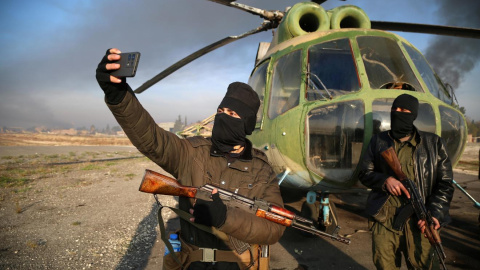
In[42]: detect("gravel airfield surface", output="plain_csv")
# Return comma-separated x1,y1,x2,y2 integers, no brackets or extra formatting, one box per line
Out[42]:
0,144,479,269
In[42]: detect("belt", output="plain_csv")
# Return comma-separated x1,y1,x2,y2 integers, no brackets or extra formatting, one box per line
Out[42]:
189,248,240,263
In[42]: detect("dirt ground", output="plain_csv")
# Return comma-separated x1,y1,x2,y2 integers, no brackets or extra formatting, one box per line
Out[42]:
0,142,479,270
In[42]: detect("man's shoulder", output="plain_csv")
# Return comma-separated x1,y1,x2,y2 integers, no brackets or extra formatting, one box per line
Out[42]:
416,129,441,142
370,131,391,144
186,136,212,148
251,148,271,165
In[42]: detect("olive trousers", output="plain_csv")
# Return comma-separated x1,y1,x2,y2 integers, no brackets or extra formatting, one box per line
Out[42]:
371,219,440,270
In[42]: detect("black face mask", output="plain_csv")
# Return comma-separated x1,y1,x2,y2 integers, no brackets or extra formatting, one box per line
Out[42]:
211,113,246,153
390,111,416,140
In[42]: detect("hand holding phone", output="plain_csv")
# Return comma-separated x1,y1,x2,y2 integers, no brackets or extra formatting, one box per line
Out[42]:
110,52,141,77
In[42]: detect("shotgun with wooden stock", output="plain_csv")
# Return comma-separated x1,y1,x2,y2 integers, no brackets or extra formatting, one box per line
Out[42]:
138,169,351,245
381,147,447,270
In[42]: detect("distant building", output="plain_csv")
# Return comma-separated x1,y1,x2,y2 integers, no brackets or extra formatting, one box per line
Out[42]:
49,128,77,135
2,127,25,133
157,122,175,132
77,130,90,136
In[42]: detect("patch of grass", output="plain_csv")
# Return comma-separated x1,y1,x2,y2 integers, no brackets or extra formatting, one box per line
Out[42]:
81,164,103,171
125,173,135,180
0,175,31,188
72,221,81,226
14,186,32,193
45,154,59,159
1,156,26,165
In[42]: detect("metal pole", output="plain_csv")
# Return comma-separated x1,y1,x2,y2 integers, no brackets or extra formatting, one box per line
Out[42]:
452,180,480,209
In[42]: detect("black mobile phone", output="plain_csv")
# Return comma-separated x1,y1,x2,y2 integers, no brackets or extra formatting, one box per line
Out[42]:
111,52,141,77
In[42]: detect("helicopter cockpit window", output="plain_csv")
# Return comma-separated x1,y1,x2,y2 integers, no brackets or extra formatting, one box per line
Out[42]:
307,38,360,100
372,99,436,135
306,100,364,183
403,44,454,105
440,106,466,164
357,36,423,92
248,60,269,126
268,50,302,119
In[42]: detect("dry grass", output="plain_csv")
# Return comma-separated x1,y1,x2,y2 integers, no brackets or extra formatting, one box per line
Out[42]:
0,133,132,146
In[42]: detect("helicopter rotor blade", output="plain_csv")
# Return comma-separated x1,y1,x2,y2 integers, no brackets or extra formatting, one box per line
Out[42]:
371,21,480,39
134,22,274,94
207,0,284,22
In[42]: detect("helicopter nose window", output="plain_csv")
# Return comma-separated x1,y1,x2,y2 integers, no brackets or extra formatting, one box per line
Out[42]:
268,50,302,119
372,99,436,135
306,100,364,182
248,60,269,127
403,44,454,105
307,38,360,100
357,36,423,92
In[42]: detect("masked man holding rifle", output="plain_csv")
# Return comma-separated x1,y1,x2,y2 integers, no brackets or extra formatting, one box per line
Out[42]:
96,48,285,269
359,94,454,270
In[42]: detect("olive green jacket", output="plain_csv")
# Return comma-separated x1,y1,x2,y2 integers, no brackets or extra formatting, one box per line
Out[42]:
107,91,285,249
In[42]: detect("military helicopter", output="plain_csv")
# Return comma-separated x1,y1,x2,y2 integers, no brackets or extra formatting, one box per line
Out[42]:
133,0,480,232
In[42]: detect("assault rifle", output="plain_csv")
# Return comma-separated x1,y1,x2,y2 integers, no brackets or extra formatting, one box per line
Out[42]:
381,147,447,270
138,169,351,245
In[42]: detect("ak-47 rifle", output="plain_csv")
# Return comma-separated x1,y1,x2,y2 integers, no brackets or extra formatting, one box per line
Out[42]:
139,169,351,245
381,147,447,270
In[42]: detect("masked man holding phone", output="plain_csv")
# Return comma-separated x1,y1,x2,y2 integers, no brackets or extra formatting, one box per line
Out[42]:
96,48,285,270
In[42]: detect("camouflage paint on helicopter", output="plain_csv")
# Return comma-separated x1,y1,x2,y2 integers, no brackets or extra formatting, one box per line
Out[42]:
246,2,467,193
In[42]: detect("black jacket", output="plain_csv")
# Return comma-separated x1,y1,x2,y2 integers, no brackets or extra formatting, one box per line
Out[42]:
359,129,454,226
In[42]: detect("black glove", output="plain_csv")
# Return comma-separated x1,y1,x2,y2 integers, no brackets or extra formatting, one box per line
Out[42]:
95,49,130,105
193,193,227,228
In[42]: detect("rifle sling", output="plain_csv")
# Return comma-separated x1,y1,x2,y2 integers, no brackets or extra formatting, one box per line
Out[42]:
393,203,415,231
157,205,183,268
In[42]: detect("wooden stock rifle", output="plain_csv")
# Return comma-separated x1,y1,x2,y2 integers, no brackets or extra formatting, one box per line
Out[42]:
381,147,447,270
138,169,351,245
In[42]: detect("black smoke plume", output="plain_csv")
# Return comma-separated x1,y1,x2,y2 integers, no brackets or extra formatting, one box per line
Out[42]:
424,0,480,89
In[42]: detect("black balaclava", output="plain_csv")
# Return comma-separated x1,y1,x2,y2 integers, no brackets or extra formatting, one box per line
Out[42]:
390,94,419,140
211,82,260,153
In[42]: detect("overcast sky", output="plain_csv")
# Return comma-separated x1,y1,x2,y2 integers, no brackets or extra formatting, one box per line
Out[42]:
1,0,479,129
